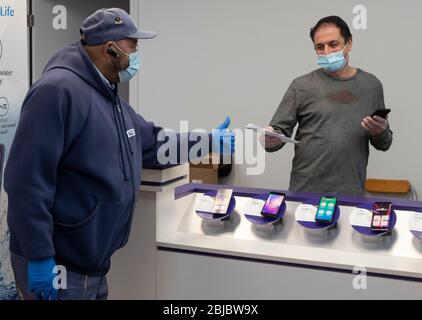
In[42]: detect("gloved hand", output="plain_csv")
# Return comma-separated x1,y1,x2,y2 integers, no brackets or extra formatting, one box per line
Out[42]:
212,116,235,155
28,257,58,300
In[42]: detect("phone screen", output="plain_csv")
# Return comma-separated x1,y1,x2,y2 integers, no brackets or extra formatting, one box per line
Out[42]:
315,196,337,223
371,202,392,231
261,193,285,216
211,189,233,214
372,109,391,119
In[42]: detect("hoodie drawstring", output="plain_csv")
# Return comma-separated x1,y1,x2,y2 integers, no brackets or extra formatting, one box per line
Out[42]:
112,101,129,181
117,96,134,156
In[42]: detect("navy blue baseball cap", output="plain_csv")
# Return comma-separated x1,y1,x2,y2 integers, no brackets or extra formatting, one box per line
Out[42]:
81,8,157,46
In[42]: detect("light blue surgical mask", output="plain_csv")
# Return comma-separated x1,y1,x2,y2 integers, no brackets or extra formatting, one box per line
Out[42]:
317,47,348,72
112,42,141,82
118,52,141,82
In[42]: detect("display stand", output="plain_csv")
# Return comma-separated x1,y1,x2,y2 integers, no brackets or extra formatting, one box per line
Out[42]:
244,193,286,230
295,198,340,231
350,202,397,237
196,190,236,225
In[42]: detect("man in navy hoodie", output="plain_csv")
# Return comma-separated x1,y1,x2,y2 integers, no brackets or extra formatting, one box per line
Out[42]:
4,8,234,300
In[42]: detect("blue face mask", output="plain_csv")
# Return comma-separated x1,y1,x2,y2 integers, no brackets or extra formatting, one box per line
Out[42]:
118,52,141,82
112,42,141,82
317,47,348,72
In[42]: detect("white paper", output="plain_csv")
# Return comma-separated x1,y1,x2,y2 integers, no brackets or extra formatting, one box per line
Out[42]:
349,208,372,227
409,212,422,232
243,198,265,217
295,204,317,222
246,123,300,144
195,195,215,213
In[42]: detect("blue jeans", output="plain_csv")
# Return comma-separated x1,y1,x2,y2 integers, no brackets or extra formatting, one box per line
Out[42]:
10,252,108,300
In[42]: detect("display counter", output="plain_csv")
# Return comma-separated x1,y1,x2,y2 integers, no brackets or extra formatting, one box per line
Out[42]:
108,165,422,300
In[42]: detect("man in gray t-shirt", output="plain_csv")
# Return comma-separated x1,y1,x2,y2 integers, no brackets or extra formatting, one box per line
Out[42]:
264,16,393,197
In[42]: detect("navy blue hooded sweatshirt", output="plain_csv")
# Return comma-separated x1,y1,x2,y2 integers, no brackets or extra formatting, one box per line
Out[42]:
5,41,209,275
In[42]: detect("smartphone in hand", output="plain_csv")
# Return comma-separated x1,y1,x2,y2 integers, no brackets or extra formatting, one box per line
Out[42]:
371,108,391,119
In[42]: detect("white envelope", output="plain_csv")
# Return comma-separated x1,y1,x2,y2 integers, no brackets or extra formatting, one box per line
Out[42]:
409,212,422,232
295,204,317,222
246,123,299,144
349,208,372,227
243,198,265,217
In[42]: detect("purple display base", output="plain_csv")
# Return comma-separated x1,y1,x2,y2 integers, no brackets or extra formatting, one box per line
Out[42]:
244,194,286,225
410,209,422,240
176,183,422,212
196,191,236,221
296,198,340,230
351,202,397,237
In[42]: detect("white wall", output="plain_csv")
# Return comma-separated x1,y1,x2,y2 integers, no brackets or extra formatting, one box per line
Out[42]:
31,0,130,99
134,0,422,197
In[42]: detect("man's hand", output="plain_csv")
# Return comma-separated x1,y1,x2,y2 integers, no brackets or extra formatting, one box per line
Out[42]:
28,257,58,300
259,126,283,149
361,115,388,137
212,116,235,155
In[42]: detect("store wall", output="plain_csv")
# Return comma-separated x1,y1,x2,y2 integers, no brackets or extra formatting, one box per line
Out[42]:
135,0,422,198
31,0,130,99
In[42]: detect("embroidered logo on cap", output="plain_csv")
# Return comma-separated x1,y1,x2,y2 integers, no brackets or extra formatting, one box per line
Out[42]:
114,17,123,25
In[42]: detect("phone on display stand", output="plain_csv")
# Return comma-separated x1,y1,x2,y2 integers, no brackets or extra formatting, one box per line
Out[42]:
261,192,285,218
211,189,233,215
371,108,391,119
315,196,337,224
371,202,392,231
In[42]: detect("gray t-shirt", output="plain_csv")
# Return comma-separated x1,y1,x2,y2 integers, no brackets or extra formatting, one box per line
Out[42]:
269,68,393,197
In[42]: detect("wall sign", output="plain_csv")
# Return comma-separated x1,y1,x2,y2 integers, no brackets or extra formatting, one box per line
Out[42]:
0,0,30,300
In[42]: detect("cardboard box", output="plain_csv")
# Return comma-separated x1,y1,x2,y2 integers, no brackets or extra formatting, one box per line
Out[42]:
189,153,231,185
190,167,219,184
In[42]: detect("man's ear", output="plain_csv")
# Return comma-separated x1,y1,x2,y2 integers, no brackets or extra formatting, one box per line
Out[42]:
347,38,353,51
105,43,119,58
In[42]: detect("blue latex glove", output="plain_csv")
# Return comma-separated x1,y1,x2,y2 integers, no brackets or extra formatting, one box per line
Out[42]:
212,116,235,155
28,257,58,300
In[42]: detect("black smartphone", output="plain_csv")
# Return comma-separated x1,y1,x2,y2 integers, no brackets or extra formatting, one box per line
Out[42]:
261,192,285,218
371,202,392,231
371,108,391,119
